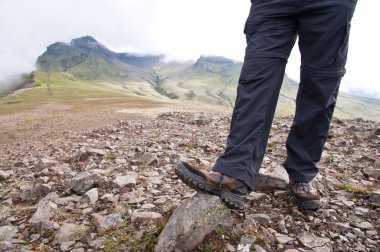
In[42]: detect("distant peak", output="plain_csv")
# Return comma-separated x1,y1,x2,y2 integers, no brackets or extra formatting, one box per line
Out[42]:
71,35,98,44
195,55,238,65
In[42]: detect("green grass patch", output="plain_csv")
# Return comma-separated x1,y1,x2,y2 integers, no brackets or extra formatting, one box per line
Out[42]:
102,215,168,252
337,183,370,195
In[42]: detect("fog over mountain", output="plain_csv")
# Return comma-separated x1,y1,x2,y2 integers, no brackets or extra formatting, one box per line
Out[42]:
0,0,379,98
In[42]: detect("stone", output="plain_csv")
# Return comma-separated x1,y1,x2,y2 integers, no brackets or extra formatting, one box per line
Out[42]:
115,158,127,164
29,201,58,230
34,158,58,172
275,233,294,244
313,244,332,252
93,213,123,232
0,170,12,181
20,184,51,201
101,193,119,203
53,223,88,245
155,192,233,252
0,241,13,251
70,171,98,195
80,188,98,204
132,152,158,165
71,249,85,252
368,190,380,205
297,232,330,248
246,192,270,201
250,214,271,226
70,151,89,163
128,197,147,204
131,212,163,223
154,197,167,204
326,222,351,234
60,241,75,251
254,166,289,192
113,174,137,188
86,148,105,156
237,235,256,252
0,225,18,240
253,245,267,252
242,216,258,231
363,167,380,180
225,243,235,252
353,221,373,230
141,203,156,209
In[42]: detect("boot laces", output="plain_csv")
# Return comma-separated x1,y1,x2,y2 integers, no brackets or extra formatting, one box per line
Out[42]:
294,182,311,192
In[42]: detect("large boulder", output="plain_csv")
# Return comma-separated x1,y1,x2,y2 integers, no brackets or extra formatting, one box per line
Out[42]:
70,171,99,195
155,192,233,252
254,166,289,192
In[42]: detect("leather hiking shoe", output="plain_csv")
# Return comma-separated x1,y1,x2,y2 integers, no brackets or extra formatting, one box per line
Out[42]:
289,180,321,210
175,161,248,210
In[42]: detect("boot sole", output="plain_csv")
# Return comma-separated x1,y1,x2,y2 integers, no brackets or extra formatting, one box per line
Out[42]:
175,161,245,210
291,196,321,210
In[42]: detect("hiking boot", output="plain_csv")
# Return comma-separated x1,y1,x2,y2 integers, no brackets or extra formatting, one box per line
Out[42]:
289,180,321,210
175,161,249,210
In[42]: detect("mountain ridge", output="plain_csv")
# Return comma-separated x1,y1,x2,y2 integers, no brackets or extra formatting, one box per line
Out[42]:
2,35,380,121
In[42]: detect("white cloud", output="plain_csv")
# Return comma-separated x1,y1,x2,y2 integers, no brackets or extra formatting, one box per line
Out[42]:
0,0,378,98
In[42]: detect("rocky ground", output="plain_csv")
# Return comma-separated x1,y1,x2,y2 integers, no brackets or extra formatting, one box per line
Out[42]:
0,112,379,251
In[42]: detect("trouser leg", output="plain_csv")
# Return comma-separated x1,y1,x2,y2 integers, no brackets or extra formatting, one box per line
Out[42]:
213,0,297,189
284,0,357,182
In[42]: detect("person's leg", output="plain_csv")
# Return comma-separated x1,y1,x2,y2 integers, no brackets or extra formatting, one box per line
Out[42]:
284,0,357,182
213,0,298,189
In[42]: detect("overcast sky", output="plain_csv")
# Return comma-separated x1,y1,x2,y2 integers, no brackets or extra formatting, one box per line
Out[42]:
0,0,379,98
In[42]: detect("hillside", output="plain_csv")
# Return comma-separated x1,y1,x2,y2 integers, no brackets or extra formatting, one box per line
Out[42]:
2,35,379,120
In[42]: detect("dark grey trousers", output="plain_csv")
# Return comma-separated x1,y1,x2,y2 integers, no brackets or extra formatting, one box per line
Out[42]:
213,0,357,189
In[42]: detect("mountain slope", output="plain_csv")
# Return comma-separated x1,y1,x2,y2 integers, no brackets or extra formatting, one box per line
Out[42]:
6,36,376,121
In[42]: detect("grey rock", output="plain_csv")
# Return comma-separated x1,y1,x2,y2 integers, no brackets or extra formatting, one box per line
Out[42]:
369,190,380,205
101,193,119,203
70,171,98,195
253,244,267,252
29,201,58,230
0,241,13,251
141,203,156,209
34,158,58,172
71,249,85,252
93,213,123,232
246,192,270,201
70,151,89,163
20,184,51,201
275,233,294,244
86,148,106,156
131,211,163,223
53,223,88,245
0,170,12,181
254,166,289,192
132,152,158,165
312,244,332,252
113,174,137,188
155,192,233,252
326,222,351,234
225,243,235,252
250,214,272,226
0,225,18,240
60,241,75,251
363,167,380,180
0,206,11,222
297,232,330,248
80,188,98,204
242,216,258,231
237,235,256,252
353,221,373,230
